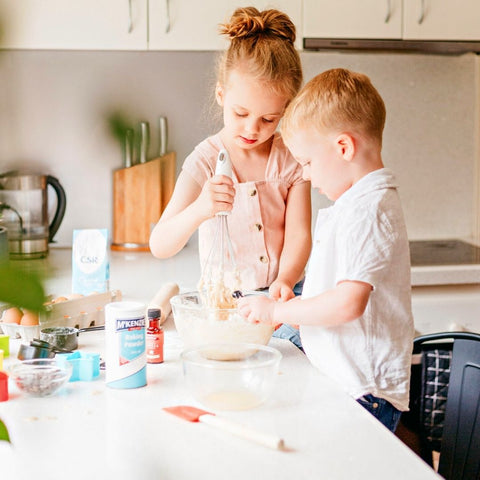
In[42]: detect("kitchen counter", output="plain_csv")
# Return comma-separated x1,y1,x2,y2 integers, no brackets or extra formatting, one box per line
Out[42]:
14,243,479,301
1,329,440,480
10,243,480,336
15,243,202,304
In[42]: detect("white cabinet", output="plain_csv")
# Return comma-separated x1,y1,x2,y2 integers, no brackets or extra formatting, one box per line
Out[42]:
304,0,480,42
0,0,147,50
403,0,480,41
0,0,301,51
148,0,303,50
303,0,402,40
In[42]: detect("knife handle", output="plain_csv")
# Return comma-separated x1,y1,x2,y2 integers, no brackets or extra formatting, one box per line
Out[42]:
139,121,150,164
199,414,285,450
158,116,168,157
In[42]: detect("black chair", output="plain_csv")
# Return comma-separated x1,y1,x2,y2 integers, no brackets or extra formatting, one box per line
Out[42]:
400,331,480,480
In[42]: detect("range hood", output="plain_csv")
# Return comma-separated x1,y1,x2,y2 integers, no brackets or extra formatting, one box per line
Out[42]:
303,38,480,54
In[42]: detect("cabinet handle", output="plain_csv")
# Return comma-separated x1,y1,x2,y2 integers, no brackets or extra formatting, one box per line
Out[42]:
165,0,171,33
384,0,391,23
128,0,133,33
418,0,425,24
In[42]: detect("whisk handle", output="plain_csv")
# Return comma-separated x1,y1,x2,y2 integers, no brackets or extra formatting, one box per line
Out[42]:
215,149,232,216
215,149,232,178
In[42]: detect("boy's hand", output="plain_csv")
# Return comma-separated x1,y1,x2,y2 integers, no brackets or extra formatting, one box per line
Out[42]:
238,295,276,325
195,175,235,219
269,280,295,302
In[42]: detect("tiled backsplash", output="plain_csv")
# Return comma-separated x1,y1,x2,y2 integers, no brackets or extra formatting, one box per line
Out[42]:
0,50,478,245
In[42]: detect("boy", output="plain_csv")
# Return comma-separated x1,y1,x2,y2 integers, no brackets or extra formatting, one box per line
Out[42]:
238,68,414,432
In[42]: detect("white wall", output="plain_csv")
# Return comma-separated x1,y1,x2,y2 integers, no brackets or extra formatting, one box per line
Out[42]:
0,49,477,245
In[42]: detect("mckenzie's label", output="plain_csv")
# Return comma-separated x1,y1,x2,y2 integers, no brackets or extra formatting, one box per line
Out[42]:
105,302,147,389
116,317,146,365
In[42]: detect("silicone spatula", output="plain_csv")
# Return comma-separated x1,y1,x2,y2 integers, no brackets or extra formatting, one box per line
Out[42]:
163,405,285,450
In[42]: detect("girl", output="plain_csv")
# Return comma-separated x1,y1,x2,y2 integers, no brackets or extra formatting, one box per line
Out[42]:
149,7,311,345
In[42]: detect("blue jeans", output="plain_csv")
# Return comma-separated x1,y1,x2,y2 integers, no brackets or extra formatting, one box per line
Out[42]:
356,394,402,433
271,279,304,351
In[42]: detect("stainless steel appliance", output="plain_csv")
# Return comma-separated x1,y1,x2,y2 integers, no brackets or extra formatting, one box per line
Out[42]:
410,239,480,266
0,172,66,259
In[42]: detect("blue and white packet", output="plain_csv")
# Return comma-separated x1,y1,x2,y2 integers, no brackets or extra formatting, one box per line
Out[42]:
72,228,110,295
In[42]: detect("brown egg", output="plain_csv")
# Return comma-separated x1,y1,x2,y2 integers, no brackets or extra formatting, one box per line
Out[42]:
2,307,23,324
53,296,68,303
20,310,39,326
66,293,84,300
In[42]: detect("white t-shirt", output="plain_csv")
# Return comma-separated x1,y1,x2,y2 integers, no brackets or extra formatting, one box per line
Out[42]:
301,168,414,411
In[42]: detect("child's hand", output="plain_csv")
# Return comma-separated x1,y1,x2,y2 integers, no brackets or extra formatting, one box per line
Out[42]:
238,295,276,325
269,280,295,302
195,175,235,219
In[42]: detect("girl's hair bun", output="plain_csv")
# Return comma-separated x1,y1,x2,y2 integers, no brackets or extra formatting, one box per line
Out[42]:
220,6,296,44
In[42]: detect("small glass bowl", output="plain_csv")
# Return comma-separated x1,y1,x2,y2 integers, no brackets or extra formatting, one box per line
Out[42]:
9,358,73,397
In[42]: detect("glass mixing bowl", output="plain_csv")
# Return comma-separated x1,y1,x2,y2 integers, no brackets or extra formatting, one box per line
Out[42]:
181,343,282,411
170,291,275,351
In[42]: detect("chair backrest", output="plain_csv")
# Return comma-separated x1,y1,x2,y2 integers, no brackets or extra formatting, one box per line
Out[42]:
413,332,480,480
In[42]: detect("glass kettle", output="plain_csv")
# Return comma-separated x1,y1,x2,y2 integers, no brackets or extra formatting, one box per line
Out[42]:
0,172,66,259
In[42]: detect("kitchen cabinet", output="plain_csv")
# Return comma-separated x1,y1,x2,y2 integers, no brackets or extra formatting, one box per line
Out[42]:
304,0,480,41
0,0,301,51
148,0,302,50
0,0,147,50
303,0,402,40
403,0,480,41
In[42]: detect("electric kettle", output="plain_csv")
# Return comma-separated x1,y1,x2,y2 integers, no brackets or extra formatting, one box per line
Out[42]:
0,172,66,259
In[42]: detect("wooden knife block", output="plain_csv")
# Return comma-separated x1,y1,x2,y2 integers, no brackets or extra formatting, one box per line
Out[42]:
112,152,176,251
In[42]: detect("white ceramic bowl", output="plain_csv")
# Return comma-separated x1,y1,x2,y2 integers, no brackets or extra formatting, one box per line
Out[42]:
170,291,274,350
9,358,73,397
181,343,282,411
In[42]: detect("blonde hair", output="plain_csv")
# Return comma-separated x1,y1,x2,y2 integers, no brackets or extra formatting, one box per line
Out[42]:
282,68,386,145
217,7,302,102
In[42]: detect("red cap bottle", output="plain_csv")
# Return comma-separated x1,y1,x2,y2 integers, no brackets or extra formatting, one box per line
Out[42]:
146,308,164,364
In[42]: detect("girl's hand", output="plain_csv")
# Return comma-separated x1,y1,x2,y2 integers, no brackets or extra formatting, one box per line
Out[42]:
269,280,295,302
195,175,235,220
238,295,276,325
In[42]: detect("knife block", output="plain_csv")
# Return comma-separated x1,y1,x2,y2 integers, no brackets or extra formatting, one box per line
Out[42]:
112,152,176,251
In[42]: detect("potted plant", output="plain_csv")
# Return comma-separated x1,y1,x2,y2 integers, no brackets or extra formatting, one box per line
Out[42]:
0,261,46,442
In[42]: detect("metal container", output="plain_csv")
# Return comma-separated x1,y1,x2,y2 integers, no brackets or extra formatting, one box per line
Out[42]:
0,172,66,259
40,325,105,351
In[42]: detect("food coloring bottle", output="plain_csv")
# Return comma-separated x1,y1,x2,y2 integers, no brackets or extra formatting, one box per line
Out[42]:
146,308,164,364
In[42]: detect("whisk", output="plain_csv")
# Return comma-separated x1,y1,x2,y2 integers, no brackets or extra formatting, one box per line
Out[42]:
199,149,241,308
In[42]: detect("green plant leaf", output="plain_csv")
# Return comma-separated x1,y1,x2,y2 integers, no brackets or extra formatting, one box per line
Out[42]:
106,111,133,145
0,262,45,312
0,419,11,443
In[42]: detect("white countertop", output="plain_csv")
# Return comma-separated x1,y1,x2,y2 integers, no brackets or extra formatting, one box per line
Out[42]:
15,243,480,300
18,243,202,304
411,263,480,286
1,328,440,480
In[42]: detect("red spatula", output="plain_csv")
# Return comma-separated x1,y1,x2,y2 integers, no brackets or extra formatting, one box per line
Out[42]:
163,405,285,450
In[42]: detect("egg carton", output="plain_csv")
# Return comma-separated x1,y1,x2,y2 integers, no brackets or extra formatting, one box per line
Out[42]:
40,290,122,329
0,290,122,342
0,323,41,343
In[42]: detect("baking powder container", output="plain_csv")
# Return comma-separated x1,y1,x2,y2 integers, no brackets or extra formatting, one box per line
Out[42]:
104,301,146,388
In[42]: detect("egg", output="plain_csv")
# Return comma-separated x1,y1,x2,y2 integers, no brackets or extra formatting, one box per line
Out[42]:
2,307,23,324
20,310,39,326
66,293,84,300
53,296,68,303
